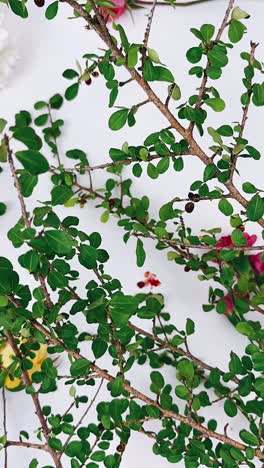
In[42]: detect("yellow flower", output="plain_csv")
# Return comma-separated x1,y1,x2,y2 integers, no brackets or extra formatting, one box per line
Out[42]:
0,341,48,390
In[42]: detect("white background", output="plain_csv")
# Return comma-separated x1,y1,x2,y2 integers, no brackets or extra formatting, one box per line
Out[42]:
1,0,264,466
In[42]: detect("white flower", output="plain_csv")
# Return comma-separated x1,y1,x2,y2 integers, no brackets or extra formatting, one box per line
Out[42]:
0,9,17,89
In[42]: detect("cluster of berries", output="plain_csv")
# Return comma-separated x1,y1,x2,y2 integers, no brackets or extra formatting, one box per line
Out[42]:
85,71,99,86
137,271,161,289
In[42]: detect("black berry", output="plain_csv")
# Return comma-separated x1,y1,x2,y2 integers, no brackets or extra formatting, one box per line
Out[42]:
34,0,45,6
185,202,195,213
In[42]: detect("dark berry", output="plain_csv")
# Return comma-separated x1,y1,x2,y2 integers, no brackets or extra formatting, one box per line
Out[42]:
185,202,195,213
92,71,99,78
137,281,145,289
109,198,115,208
34,0,45,6
116,443,125,453
188,192,195,200
85,78,92,86
184,266,191,272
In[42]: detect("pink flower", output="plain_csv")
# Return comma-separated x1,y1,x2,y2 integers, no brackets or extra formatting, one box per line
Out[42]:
137,272,161,289
216,233,257,249
249,253,264,275
223,294,234,315
100,0,126,22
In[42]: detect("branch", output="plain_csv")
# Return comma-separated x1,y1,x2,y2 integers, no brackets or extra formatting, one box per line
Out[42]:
188,0,235,132
133,231,264,252
20,321,264,459
63,0,264,229
142,0,158,65
135,0,214,6
5,135,31,228
60,379,104,458
5,295,263,459
128,321,239,384
4,331,63,468
229,41,258,181
57,151,192,173
2,388,7,468
5,440,48,451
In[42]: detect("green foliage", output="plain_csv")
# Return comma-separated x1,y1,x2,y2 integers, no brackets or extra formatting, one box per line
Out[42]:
0,2,264,468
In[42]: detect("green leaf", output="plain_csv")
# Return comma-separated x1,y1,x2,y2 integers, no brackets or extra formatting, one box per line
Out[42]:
78,245,97,269
168,83,181,101
92,338,108,359
232,6,250,20
108,109,129,131
45,230,74,255
173,157,184,172
231,229,246,247
200,24,215,42
228,20,245,43
19,250,39,272
16,150,49,175
51,186,73,206
246,145,261,160
109,294,138,327
45,1,59,19
178,359,194,379
218,198,233,216
242,182,257,194
207,67,222,80
0,141,7,163
0,119,7,133
208,46,228,68
49,94,63,109
0,296,8,307
155,66,174,83
217,125,233,137
127,44,139,68
224,399,237,417
63,69,79,80
239,430,259,446
175,385,189,400
246,195,264,221
49,438,63,452
9,0,28,18
19,173,38,198
236,322,255,338
186,47,202,64
0,203,6,216
204,98,225,112
186,318,195,335
70,358,90,377
252,83,264,107
65,83,79,101
143,59,156,81
0,269,19,295
150,371,164,389
147,48,161,64
204,164,217,181
13,127,42,150
136,239,145,267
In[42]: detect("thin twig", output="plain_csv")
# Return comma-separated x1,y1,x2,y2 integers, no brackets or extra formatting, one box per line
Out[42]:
60,379,104,458
4,331,62,468
2,388,7,468
229,42,258,181
136,0,213,5
188,0,235,132
5,135,31,228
